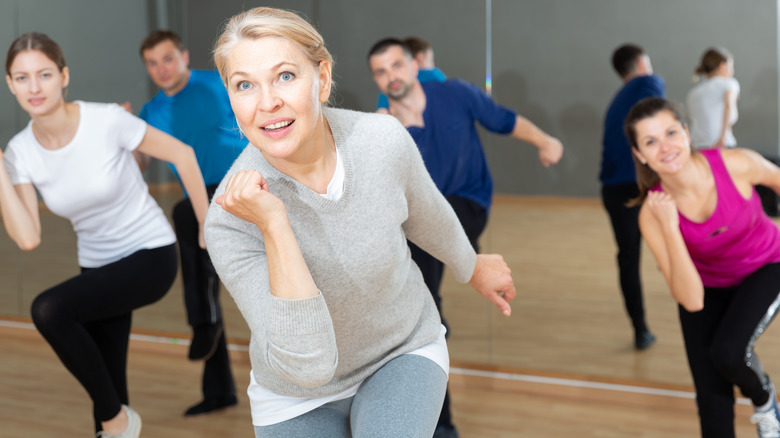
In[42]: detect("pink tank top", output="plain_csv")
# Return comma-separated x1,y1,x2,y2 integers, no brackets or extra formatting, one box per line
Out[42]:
653,148,780,288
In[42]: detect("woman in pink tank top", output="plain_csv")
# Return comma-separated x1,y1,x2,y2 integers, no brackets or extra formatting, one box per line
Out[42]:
625,97,780,438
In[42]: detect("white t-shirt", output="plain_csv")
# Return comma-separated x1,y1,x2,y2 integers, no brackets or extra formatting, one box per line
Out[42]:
4,101,176,267
686,76,740,149
319,146,344,201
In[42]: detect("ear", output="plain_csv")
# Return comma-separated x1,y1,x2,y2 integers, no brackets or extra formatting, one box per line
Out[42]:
182,49,191,67
409,56,420,77
414,52,426,67
5,75,15,96
61,66,70,89
632,147,647,165
318,60,333,103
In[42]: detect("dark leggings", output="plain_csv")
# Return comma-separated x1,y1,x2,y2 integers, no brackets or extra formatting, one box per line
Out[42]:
601,183,648,333
172,185,236,400
30,244,177,431
679,262,780,438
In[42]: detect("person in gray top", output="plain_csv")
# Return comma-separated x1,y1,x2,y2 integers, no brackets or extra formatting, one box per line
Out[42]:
204,7,516,437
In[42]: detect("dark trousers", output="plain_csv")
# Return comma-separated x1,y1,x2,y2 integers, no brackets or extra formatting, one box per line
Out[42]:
601,183,648,333
408,195,488,429
172,185,235,400
30,244,177,432
679,263,780,438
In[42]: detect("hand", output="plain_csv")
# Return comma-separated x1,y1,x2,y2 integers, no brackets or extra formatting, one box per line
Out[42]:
646,191,679,230
538,136,563,167
215,170,288,232
469,254,516,317
119,101,133,113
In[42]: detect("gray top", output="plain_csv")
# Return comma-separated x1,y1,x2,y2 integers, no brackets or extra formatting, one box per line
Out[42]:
204,107,476,398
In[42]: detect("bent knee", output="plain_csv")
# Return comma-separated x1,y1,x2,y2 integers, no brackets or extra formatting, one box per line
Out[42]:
30,292,69,332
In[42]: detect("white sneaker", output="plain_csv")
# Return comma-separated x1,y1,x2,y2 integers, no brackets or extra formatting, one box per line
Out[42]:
753,386,780,438
96,405,142,438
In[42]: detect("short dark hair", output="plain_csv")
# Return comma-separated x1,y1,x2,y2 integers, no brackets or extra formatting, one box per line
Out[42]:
367,37,411,62
140,30,184,57
403,36,432,58
611,44,645,78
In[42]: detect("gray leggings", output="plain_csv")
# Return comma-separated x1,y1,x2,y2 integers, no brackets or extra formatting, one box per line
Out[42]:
254,354,448,437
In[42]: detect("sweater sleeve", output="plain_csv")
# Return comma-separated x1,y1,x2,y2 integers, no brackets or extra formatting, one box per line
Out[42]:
393,122,477,283
204,169,338,389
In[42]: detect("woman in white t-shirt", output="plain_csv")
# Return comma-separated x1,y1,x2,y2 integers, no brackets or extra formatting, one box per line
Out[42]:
686,47,740,149
2,32,209,438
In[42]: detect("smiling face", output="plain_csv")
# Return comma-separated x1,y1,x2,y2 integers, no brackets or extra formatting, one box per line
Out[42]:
142,40,190,96
632,109,692,175
225,36,331,161
369,44,418,100
6,49,69,117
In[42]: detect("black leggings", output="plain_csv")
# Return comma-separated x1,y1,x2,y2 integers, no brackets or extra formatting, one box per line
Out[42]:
30,244,177,430
601,183,648,333
679,262,780,438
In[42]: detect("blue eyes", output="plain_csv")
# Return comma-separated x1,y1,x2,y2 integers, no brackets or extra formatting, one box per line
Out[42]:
235,72,294,91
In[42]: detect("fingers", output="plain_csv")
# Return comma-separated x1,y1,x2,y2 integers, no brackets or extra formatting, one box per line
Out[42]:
488,293,512,317
471,254,516,317
220,170,267,209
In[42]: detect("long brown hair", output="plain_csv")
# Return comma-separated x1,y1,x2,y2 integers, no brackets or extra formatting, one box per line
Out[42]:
624,97,687,206
6,32,67,76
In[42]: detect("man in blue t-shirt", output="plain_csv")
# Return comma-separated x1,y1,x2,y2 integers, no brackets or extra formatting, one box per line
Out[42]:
600,44,665,351
375,36,447,112
138,30,244,416
368,38,563,438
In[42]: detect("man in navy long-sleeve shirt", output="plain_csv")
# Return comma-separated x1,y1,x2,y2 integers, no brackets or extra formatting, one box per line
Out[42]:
368,37,563,438
600,44,665,351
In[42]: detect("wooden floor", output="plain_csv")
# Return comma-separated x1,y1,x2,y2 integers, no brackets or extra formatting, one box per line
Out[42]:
0,322,757,437
1,194,778,436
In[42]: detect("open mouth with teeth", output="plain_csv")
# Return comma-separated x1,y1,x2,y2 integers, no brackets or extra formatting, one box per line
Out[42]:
264,120,294,131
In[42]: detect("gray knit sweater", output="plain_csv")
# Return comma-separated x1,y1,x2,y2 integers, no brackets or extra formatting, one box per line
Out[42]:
204,107,476,398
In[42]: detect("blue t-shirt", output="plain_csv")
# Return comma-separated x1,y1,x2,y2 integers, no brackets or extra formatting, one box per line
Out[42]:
407,80,516,211
376,67,447,109
600,74,665,185
140,70,246,189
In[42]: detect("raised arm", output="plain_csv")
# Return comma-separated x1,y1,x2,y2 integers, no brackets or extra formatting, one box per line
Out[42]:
510,114,563,167
206,169,336,387
639,192,704,311
136,126,209,248
0,149,41,250
215,169,319,301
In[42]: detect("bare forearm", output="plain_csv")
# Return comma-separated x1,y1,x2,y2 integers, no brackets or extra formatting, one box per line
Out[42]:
718,100,732,146
511,115,550,147
0,170,40,250
662,226,704,310
173,149,209,226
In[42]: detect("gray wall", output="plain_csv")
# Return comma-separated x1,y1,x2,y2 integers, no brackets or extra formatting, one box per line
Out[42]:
184,0,780,197
489,0,779,196
0,1,778,198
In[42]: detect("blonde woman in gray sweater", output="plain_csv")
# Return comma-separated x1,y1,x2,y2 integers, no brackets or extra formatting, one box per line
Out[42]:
204,7,516,437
